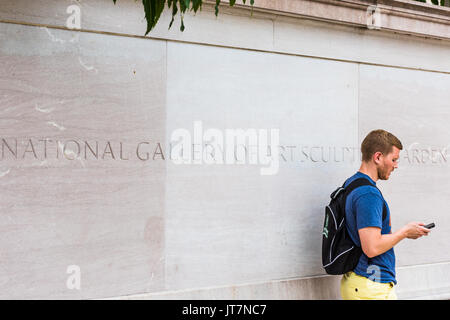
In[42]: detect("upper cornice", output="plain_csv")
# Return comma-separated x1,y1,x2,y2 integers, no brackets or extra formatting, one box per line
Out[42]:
212,0,450,40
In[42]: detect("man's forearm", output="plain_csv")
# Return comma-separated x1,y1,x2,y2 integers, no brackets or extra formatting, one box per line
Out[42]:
369,228,407,258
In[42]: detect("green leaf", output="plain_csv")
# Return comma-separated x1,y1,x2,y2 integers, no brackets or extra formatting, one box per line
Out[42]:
215,0,220,16
180,15,185,31
192,0,202,12
169,0,178,29
142,0,152,35
142,0,165,35
112,0,255,34
179,0,187,12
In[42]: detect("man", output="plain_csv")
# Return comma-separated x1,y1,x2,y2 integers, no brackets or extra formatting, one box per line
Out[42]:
340,129,431,300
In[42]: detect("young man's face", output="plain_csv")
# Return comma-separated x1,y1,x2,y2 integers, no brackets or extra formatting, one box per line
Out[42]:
377,146,401,180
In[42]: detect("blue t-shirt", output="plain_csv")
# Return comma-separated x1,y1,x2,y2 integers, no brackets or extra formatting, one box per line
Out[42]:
344,171,396,284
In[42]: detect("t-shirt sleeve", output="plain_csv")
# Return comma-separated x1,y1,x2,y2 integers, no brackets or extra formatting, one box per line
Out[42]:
354,192,384,230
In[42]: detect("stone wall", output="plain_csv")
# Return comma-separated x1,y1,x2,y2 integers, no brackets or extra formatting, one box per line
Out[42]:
1,0,449,299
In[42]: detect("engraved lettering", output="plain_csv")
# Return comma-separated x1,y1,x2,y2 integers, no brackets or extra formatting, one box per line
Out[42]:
136,142,149,161
2,138,17,159
321,146,329,163
102,141,115,160
63,140,80,160
192,143,202,163
439,149,447,163
84,141,98,159
153,142,164,160
22,139,38,159
285,145,295,162
310,146,320,162
279,146,287,162
421,149,430,164
403,149,412,164
412,149,421,164
38,139,51,159
119,142,129,160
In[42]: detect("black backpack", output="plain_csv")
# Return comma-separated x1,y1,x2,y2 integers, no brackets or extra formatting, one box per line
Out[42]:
322,177,387,275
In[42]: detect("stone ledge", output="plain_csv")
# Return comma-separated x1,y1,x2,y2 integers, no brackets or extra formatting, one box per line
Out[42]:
212,0,450,40
102,261,450,300
101,275,343,300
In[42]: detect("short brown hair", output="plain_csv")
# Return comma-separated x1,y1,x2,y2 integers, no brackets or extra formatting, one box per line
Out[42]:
361,129,403,162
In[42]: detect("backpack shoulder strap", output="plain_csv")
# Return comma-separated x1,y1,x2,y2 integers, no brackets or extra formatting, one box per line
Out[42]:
344,177,387,221
344,178,373,195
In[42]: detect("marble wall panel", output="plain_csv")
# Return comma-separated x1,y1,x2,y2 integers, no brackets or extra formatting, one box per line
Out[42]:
0,23,166,298
164,41,359,290
359,64,450,267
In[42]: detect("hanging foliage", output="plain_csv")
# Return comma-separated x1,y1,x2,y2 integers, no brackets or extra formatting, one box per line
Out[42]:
113,0,448,36
112,0,254,35
415,0,447,5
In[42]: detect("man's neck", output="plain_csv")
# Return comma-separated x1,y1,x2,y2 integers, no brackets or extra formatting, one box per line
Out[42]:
358,162,379,182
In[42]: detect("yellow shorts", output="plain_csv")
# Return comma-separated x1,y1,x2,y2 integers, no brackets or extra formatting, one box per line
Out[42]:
340,271,397,300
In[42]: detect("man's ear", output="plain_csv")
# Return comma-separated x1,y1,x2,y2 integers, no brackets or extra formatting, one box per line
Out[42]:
373,151,383,164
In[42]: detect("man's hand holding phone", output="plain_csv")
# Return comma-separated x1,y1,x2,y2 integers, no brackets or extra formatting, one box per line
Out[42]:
401,222,433,239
